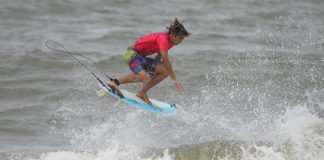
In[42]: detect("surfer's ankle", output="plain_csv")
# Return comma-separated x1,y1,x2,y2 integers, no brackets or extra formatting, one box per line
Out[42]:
108,79,120,86
112,78,120,86
136,92,151,104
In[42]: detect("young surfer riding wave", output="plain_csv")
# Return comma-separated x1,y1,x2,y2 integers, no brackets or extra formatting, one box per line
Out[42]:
107,18,190,105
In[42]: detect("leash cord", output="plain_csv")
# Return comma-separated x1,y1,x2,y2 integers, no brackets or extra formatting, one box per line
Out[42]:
45,40,114,81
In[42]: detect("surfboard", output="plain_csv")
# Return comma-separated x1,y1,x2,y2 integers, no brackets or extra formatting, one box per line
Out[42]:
96,83,177,113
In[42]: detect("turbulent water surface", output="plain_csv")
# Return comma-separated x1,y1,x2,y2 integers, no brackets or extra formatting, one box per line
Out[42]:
0,0,324,159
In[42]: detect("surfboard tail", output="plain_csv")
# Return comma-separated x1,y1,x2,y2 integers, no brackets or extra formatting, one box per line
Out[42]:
96,88,108,97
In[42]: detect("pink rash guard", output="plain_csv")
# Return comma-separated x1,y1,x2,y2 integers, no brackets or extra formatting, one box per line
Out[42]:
133,32,173,57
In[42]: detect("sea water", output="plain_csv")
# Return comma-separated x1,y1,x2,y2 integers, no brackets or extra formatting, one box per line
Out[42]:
0,0,323,159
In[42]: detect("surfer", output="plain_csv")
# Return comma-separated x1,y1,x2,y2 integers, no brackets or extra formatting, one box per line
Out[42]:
107,18,190,104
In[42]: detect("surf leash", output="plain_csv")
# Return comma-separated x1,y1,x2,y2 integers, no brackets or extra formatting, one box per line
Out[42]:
45,40,124,98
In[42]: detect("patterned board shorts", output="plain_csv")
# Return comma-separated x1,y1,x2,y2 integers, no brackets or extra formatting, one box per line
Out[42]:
123,46,162,75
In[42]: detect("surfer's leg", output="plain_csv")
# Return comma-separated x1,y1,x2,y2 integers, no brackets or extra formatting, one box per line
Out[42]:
117,73,146,84
107,56,148,87
107,72,147,96
134,71,154,104
136,64,168,103
113,56,149,85
107,70,150,98
142,64,168,91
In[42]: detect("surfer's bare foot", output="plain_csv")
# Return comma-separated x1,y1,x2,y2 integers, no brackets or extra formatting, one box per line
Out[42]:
107,81,123,96
136,91,152,105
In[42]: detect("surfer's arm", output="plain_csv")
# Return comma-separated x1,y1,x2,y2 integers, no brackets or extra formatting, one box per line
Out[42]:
155,53,162,61
160,51,183,91
160,51,176,80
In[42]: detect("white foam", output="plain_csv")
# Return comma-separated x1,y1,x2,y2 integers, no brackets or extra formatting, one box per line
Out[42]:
40,148,173,160
240,105,324,160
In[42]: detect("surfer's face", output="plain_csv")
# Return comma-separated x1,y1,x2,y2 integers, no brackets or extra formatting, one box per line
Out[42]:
170,34,186,46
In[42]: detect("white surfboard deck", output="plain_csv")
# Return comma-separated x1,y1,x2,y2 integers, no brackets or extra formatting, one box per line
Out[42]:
97,83,176,113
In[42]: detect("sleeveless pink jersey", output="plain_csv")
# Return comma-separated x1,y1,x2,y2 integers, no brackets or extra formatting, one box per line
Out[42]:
133,32,173,57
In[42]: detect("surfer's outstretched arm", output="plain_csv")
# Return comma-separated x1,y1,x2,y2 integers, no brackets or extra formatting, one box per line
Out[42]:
160,50,183,91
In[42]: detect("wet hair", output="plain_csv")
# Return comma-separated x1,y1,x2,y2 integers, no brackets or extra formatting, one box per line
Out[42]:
166,18,190,37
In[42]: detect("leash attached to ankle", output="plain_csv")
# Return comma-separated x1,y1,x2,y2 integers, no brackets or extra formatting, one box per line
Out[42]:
112,78,120,86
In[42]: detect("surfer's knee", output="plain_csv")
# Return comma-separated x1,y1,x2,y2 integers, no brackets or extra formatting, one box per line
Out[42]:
137,70,150,81
156,64,168,76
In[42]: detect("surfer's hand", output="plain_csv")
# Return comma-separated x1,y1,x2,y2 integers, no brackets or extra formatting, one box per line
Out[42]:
173,80,183,91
